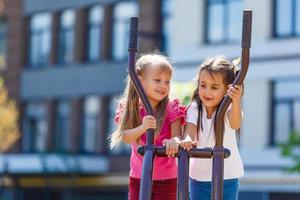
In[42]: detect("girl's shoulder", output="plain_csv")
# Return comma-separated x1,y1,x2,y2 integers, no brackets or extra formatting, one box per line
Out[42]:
187,101,199,112
114,100,126,122
167,99,186,123
168,98,186,111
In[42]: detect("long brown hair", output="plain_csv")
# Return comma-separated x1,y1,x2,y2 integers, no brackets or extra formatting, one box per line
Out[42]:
191,57,238,137
110,53,173,148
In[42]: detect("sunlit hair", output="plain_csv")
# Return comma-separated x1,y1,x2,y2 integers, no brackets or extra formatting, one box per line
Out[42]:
190,56,238,135
110,53,173,149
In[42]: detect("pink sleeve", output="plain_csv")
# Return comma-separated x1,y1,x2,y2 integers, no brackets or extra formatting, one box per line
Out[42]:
114,102,124,124
168,99,186,125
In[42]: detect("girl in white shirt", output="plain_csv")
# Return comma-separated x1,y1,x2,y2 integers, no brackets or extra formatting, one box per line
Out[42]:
180,57,244,200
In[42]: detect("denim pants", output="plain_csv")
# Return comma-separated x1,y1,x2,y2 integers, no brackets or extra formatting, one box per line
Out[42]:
189,178,239,200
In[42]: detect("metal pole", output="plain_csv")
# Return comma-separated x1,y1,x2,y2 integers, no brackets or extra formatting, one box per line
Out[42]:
127,17,156,200
212,9,252,200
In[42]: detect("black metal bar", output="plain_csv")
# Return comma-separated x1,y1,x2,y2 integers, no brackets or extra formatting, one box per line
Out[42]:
138,145,231,159
127,17,156,200
177,150,189,200
212,10,252,200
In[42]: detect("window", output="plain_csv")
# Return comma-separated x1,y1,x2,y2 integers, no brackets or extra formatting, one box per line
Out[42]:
88,5,104,61
0,19,6,70
29,13,52,68
58,10,75,64
108,95,130,154
274,0,300,37
113,2,138,60
205,0,243,44
82,96,101,153
55,101,71,152
162,0,173,54
23,103,48,153
271,79,300,145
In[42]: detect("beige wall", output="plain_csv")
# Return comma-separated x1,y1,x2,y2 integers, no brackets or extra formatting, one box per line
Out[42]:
168,0,203,55
241,79,271,149
244,0,272,41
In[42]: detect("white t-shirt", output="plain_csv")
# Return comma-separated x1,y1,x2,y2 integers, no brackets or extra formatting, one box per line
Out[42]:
187,102,244,181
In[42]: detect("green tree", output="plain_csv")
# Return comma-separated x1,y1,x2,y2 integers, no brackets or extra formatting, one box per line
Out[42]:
171,81,195,106
0,78,20,152
280,130,300,173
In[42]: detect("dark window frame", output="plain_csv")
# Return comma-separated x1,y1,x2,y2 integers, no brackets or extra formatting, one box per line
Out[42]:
23,101,48,153
270,78,300,146
204,0,242,44
112,2,138,61
0,19,6,70
28,13,52,68
54,99,71,153
273,0,300,38
80,96,101,154
87,5,104,62
57,10,75,64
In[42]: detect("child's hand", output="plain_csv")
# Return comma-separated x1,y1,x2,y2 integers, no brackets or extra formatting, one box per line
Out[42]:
180,137,197,150
141,115,157,132
163,138,180,157
227,84,243,103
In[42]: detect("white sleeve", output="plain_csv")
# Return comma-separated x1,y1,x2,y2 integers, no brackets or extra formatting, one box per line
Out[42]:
186,102,199,125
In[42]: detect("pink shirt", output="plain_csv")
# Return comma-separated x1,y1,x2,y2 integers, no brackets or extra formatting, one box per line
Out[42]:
115,99,186,180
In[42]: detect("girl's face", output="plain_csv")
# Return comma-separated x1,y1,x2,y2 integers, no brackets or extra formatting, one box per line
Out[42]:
139,67,171,107
198,69,227,111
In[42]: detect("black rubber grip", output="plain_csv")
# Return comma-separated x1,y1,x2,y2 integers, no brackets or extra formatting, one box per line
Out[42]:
128,17,138,51
241,10,252,48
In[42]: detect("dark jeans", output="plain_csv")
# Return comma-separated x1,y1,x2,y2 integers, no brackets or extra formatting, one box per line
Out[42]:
189,178,239,200
129,176,177,200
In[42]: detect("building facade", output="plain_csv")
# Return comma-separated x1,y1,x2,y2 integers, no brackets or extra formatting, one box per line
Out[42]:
1,0,163,199
166,0,300,200
0,0,300,199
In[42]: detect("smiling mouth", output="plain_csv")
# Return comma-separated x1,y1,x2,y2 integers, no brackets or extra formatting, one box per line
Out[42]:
156,90,166,95
203,97,213,101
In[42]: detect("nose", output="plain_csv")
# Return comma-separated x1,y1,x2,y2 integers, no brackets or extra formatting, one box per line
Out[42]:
159,82,167,89
203,88,211,96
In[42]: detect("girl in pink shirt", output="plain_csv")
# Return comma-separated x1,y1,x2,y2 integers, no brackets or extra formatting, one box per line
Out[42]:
110,53,185,200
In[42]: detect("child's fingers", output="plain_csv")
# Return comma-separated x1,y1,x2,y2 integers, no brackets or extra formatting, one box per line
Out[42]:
188,143,194,150
181,141,192,150
163,139,168,146
192,141,198,147
234,85,243,91
170,144,178,157
180,142,188,149
230,85,243,95
165,143,170,155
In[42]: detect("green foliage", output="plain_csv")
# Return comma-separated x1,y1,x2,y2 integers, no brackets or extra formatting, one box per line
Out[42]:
0,77,20,152
171,81,196,106
279,129,300,173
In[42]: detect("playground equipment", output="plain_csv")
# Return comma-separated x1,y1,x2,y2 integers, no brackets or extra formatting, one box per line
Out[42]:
127,9,252,200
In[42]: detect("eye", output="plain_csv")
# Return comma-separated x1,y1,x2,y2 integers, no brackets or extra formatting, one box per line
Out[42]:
165,80,170,85
212,86,219,90
154,79,160,82
200,84,206,88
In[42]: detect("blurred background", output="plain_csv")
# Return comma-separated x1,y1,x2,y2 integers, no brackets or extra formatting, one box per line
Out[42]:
0,0,299,199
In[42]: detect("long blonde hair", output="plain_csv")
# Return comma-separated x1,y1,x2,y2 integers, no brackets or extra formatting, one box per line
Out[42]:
110,53,174,149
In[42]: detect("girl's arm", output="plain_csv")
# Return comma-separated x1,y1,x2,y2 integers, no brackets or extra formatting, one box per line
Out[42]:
122,115,156,144
180,122,197,150
171,118,182,142
227,85,243,130
163,118,182,157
